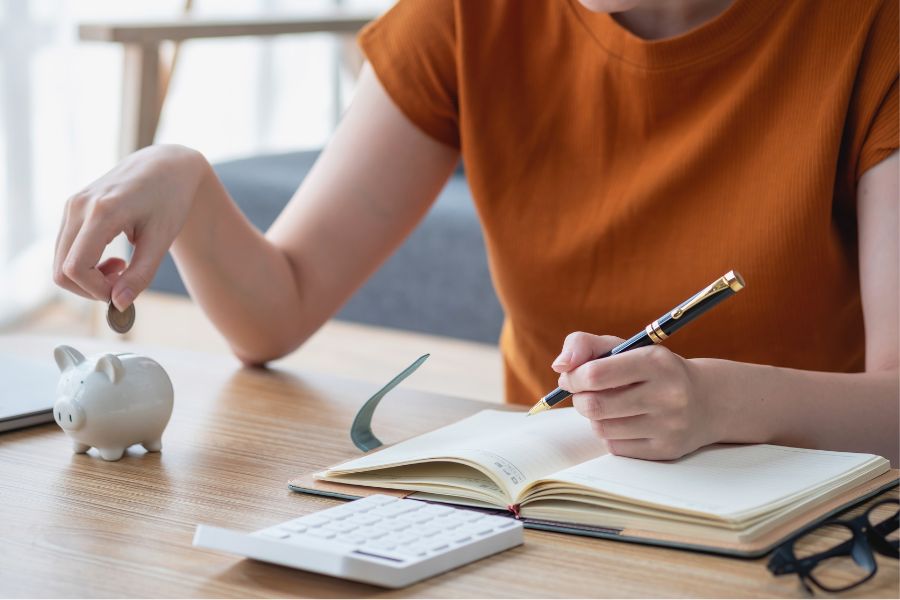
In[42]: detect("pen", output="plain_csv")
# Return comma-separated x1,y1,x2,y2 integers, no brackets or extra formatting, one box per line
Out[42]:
527,270,745,416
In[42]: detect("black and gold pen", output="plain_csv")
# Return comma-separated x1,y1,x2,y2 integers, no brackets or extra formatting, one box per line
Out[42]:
527,270,746,416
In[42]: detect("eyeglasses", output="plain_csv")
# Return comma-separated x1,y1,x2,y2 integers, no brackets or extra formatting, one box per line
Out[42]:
767,498,899,594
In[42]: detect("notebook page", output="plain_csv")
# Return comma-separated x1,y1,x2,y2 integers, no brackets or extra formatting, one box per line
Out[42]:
323,408,607,500
546,444,888,521
328,462,507,505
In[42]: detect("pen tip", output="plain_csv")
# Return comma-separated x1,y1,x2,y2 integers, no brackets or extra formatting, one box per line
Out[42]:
527,402,548,417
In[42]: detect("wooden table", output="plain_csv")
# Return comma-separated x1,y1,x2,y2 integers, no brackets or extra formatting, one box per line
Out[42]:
10,292,505,404
1,334,897,598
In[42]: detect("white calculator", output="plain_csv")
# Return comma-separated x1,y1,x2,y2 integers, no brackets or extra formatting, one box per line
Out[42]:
193,494,524,588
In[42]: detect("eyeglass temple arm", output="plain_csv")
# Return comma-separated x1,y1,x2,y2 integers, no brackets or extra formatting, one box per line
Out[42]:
868,517,900,557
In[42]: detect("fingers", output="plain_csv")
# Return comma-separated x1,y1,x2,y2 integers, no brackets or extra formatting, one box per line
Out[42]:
97,257,127,277
559,346,665,393
64,206,122,301
552,332,624,373
110,231,168,311
572,387,646,421
53,191,166,311
97,257,127,288
53,195,94,299
604,439,673,461
588,414,655,440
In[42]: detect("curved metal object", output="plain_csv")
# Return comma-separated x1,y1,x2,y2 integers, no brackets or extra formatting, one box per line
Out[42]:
350,354,430,452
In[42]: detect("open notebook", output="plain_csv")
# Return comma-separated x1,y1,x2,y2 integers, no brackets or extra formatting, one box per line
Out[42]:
295,408,897,556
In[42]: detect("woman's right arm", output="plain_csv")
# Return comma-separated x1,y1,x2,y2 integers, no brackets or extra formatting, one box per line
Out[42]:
54,64,460,364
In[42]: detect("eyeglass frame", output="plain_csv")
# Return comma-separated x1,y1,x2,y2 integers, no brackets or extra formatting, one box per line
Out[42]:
767,498,899,594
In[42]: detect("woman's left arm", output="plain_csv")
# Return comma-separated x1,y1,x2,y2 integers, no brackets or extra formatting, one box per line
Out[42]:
556,151,899,464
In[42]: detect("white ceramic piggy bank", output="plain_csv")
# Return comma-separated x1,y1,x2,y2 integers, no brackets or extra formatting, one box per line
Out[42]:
53,345,174,461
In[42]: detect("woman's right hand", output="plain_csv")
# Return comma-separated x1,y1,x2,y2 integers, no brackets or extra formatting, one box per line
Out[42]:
53,144,208,311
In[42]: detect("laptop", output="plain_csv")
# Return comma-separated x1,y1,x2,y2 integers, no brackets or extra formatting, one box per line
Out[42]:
0,353,59,432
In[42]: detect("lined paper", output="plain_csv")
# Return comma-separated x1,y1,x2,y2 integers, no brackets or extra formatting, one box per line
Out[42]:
325,408,607,500
548,444,888,520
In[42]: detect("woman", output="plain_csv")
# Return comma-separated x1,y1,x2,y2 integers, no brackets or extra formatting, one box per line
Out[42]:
53,0,898,463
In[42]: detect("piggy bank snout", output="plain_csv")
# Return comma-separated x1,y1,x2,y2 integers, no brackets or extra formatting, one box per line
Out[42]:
54,399,85,431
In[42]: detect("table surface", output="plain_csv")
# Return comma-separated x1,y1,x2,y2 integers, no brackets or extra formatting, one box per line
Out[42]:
1,333,898,598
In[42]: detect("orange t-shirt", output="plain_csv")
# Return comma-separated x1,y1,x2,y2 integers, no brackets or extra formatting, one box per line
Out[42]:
358,0,899,405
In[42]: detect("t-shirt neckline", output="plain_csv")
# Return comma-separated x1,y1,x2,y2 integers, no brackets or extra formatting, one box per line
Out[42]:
566,0,776,70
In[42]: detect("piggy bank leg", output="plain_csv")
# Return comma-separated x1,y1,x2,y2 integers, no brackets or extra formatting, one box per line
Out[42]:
142,439,162,452
98,447,126,461
72,442,91,454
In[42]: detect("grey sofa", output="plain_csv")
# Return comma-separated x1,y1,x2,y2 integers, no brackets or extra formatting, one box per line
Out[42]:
149,151,505,344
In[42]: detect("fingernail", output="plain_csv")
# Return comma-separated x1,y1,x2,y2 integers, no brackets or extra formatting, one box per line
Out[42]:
552,351,573,370
114,287,134,311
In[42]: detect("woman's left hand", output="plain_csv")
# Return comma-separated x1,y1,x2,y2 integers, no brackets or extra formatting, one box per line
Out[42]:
554,332,719,460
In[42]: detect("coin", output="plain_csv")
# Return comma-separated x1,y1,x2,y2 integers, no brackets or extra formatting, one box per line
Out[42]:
106,301,135,334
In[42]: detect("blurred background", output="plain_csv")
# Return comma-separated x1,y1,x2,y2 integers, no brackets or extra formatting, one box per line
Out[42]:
1,0,505,398
0,0,391,326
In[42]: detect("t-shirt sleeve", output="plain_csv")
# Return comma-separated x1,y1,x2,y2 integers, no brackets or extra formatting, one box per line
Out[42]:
857,78,898,178
358,0,460,149
853,0,899,180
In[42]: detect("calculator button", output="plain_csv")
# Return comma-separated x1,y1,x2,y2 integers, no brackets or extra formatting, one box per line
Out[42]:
343,535,367,546
461,511,486,522
419,505,454,517
323,521,358,534
296,514,330,527
257,529,290,540
306,528,337,539
285,535,357,554
435,516,464,530
397,545,428,558
391,533,419,546
426,541,450,553
408,512,434,525
386,520,411,532
347,513,381,527
368,539,398,551
483,516,517,529
360,526,389,540
370,500,422,518
392,515,421,527
418,525,443,537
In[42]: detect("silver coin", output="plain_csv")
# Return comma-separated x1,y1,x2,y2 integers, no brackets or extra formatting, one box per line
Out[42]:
106,301,135,334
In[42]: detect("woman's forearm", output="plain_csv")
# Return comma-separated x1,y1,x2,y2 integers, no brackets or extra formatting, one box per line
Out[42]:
170,157,307,363
169,66,462,364
695,357,899,464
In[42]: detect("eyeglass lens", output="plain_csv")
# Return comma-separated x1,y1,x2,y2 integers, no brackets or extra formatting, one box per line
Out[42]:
794,523,875,590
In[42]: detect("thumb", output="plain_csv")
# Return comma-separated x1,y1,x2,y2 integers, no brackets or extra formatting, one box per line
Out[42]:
552,332,625,373
111,240,166,311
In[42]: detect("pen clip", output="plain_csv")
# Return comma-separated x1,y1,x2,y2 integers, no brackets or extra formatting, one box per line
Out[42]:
670,271,743,320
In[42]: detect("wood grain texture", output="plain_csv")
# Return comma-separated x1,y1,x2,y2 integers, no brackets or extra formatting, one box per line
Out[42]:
1,334,897,598
78,13,375,44
119,43,161,157
7,293,505,403
78,10,375,158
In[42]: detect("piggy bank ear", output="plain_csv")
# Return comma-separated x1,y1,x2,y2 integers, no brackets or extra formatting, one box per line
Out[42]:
94,354,124,383
54,345,85,372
